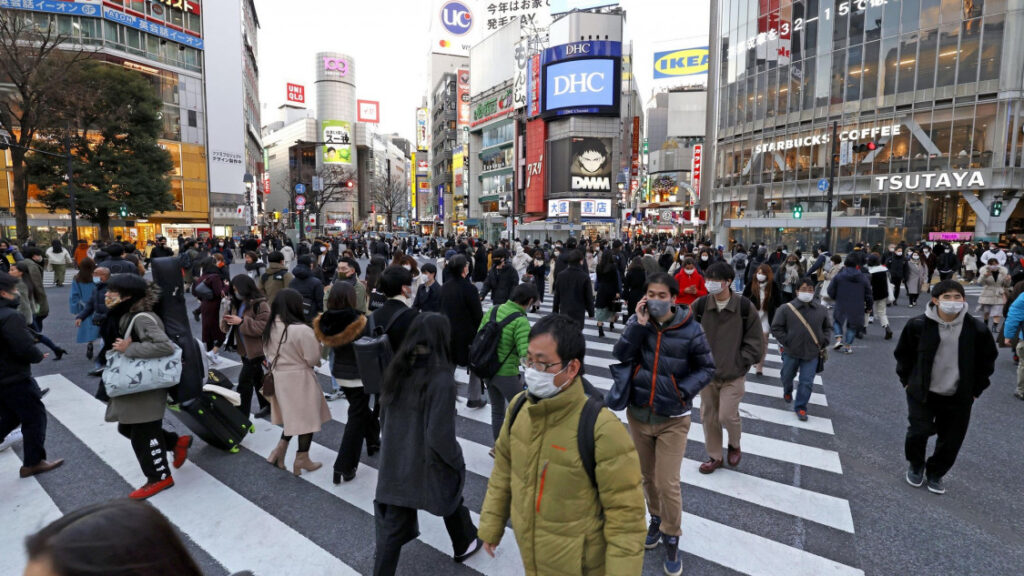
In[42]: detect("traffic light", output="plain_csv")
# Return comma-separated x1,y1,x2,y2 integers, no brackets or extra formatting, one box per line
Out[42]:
853,141,885,154
991,200,1003,217
792,203,803,219
345,180,355,189
118,205,128,218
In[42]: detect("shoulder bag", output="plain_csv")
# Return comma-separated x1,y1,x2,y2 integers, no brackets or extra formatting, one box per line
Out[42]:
261,327,288,398
785,303,827,373
102,312,183,398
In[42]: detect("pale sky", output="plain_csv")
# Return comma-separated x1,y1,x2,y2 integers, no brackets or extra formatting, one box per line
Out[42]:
254,0,709,140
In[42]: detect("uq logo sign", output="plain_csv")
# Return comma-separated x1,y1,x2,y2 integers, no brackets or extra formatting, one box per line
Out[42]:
440,1,473,36
323,57,349,76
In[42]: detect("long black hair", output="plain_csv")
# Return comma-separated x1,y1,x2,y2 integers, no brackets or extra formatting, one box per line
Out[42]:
380,312,451,408
262,288,306,344
365,255,387,291
230,273,263,306
25,499,203,576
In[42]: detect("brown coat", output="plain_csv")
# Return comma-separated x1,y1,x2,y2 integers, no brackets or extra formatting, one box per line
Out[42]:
220,297,270,359
263,320,331,436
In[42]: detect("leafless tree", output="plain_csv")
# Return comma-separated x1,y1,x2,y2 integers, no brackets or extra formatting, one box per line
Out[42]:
0,12,93,241
279,164,357,236
371,171,409,232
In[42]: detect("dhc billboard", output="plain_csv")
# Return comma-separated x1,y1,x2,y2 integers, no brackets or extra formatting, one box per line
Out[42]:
542,58,619,117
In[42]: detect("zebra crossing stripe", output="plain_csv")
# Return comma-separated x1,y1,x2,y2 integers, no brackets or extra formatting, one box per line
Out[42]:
0,450,65,575
37,375,360,576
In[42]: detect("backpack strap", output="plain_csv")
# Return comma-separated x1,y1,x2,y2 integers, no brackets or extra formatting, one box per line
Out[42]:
577,395,602,489
382,305,413,335
506,392,529,432
692,296,706,324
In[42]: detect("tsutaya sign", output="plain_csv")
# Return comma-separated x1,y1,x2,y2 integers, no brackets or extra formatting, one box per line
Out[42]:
753,124,902,154
874,171,986,192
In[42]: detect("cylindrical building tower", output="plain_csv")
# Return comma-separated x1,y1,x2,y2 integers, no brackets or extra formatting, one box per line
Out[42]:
315,51,358,227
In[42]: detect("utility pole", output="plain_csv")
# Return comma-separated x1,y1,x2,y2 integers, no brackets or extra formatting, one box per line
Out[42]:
64,124,78,247
825,121,838,254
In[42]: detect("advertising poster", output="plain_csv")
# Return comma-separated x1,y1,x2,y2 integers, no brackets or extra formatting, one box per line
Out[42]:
457,68,471,126
570,137,612,192
525,119,546,212
322,120,352,165
543,58,617,116
416,107,429,151
653,47,710,78
513,38,528,109
410,152,418,220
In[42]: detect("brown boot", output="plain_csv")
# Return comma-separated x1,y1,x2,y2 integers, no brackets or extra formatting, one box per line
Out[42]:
292,451,322,476
266,439,288,470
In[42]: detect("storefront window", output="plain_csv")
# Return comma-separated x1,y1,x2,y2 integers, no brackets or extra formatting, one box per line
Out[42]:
928,108,953,168
766,68,778,119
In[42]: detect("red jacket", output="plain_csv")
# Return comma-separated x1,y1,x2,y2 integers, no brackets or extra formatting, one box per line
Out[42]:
674,269,708,305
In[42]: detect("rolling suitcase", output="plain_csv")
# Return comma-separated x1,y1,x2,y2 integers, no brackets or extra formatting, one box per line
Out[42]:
207,368,234,390
150,256,205,403
173,390,252,453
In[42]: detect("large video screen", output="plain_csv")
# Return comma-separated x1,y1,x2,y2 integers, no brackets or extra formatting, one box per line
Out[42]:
542,58,619,117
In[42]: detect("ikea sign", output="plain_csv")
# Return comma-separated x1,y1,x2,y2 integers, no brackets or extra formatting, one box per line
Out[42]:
654,47,710,78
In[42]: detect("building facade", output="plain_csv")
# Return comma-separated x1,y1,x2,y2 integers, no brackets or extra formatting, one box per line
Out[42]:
430,72,458,235
707,0,1024,250
0,0,211,244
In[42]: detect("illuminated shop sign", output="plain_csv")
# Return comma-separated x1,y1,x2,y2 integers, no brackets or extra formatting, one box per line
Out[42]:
102,6,203,49
543,41,622,63
151,0,199,14
753,124,901,154
548,199,613,218
471,88,513,126
323,57,349,75
286,83,305,104
874,171,986,192
543,58,618,116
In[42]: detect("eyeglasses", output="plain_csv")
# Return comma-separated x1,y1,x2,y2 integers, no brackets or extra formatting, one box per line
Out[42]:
520,357,564,372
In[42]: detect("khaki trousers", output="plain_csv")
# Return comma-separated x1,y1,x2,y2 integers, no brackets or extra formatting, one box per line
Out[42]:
700,376,746,460
626,412,690,537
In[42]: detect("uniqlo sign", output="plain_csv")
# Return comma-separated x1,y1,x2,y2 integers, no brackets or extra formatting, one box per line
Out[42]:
286,83,305,104
691,144,703,199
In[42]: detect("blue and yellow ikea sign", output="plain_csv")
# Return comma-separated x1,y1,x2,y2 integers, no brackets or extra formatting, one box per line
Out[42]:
654,47,709,78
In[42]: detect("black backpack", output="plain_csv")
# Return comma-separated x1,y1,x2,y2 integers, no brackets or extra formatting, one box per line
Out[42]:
468,307,525,380
352,307,413,395
507,392,603,488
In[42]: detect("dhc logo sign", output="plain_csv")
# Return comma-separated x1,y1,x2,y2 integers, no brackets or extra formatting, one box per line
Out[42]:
544,59,615,112
441,1,473,36
654,47,710,78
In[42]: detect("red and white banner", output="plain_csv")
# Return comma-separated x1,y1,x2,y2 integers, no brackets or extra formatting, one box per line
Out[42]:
691,144,702,200
525,119,547,213
357,100,380,123
286,83,305,104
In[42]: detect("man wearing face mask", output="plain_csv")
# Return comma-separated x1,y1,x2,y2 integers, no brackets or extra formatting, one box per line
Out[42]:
368,266,419,355
0,271,64,477
894,281,997,495
771,278,831,421
479,249,520,306
613,272,715,575
691,262,763,475
479,314,646,575
884,245,908,306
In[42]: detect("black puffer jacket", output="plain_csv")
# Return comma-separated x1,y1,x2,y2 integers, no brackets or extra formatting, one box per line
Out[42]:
613,305,716,417
288,265,324,322
313,308,368,381
480,264,519,306
0,297,44,388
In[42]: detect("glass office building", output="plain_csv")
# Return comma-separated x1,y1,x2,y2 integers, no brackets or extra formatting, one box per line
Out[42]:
707,0,1024,249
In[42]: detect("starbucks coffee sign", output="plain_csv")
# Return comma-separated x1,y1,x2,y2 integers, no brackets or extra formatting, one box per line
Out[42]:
874,171,986,192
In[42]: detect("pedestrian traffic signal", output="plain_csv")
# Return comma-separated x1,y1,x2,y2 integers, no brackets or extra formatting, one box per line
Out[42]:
853,142,884,154
118,205,128,218
792,203,803,219
991,200,1003,217
345,180,355,189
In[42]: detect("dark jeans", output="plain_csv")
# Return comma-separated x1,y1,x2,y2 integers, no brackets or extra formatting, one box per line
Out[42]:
780,353,818,412
891,279,902,303
0,379,48,466
334,386,377,474
905,392,973,479
237,356,269,416
373,499,476,576
31,317,60,354
118,421,178,483
487,374,524,440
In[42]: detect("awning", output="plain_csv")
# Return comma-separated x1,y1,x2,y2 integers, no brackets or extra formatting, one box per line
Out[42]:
479,194,500,204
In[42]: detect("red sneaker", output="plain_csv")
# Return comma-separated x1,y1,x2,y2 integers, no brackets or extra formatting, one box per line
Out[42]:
129,477,175,500
172,435,193,469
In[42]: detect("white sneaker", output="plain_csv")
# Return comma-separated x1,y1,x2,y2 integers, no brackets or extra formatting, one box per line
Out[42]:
206,351,221,365
0,427,23,452
833,339,843,350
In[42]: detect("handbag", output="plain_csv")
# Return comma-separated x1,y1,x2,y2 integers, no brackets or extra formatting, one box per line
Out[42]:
102,313,183,398
261,327,288,398
193,279,214,301
785,303,828,373
605,362,635,411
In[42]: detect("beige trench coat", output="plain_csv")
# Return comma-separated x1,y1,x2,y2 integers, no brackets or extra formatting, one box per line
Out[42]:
263,320,331,436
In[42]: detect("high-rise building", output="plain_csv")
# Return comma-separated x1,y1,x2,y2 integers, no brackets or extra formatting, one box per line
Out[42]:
203,0,261,235
706,0,1022,248
0,0,210,244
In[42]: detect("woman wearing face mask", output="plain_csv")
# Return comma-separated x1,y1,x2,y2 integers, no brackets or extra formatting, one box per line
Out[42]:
673,257,707,306
243,250,265,281
612,272,716,572
884,246,908,305
962,245,978,284
742,264,781,375
696,250,713,274
221,274,271,418
211,238,233,274
70,257,101,361
905,250,927,307
977,258,1010,333
374,313,482,573
772,278,832,422
777,255,804,303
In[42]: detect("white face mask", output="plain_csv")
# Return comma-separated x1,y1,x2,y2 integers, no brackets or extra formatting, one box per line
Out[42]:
684,268,695,275
797,291,814,303
523,365,569,398
705,280,725,295
938,301,965,315
700,255,709,261
912,254,920,260
402,264,411,271
756,273,767,282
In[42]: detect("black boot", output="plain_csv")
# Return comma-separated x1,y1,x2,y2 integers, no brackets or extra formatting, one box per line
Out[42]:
598,325,605,338
884,326,893,340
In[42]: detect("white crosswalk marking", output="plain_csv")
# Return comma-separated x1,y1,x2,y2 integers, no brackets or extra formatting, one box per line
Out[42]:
0,450,64,575
17,304,863,576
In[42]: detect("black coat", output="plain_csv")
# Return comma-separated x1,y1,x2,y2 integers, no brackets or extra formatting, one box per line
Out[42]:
622,267,647,317
595,258,621,309
480,265,519,306
370,299,419,353
313,308,367,381
742,281,782,325
441,277,483,367
552,264,594,326
894,309,997,404
288,266,325,322
472,250,489,283
413,281,442,312
0,297,44,389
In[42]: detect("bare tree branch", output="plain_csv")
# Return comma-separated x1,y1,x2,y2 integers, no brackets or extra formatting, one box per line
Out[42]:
370,171,409,232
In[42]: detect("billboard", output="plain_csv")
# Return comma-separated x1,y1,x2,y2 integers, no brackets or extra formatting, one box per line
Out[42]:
457,69,471,126
471,87,514,127
525,119,546,213
653,47,709,78
570,137,612,192
691,144,702,199
357,100,380,123
527,53,541,117
547,198,613,218
321,120,352,165
543,58,617,117
410,152,418,220
513,39,529,110
286,83,305,103
415,108,429,151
